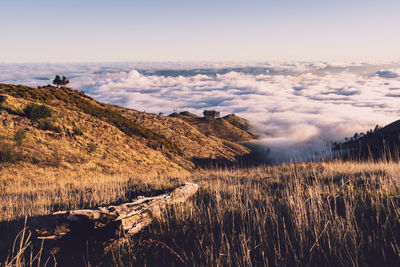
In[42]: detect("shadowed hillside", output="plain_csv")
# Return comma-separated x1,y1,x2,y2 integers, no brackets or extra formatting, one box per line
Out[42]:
335,120,400,160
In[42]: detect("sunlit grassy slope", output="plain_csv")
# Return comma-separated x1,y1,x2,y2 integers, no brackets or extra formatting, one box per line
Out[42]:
0,83,253,175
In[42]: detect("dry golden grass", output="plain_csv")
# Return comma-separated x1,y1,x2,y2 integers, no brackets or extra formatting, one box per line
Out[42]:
0,162,188,265
0,162,189,222
112,160,400,266
3,160,400,266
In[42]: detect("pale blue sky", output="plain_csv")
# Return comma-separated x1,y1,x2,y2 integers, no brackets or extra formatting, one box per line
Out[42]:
1,0,399,62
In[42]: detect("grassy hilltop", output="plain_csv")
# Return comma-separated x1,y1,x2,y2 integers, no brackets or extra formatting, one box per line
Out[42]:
2,83,400,266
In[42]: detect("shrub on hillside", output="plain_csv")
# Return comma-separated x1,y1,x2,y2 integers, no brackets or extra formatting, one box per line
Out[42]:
0,143,23,163
13,129,26,146
72,126,83,136
24,103,53,121
50,150,62,167
38,120,62,133
87,143,97,154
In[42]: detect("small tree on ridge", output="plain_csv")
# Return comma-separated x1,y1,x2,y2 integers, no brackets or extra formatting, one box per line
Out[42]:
53,75,61,87
53,75,69,88
203,110,220,118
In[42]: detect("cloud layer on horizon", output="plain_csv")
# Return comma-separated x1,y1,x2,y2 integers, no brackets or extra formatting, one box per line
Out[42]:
2,62,400,162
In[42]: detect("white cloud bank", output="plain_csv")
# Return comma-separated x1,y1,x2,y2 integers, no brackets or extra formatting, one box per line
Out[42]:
1,61,400,162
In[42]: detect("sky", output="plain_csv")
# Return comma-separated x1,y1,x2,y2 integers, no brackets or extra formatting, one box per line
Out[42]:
1,0,400,62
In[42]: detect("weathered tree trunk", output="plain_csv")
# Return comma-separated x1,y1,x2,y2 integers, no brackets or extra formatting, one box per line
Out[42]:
34,182,198,242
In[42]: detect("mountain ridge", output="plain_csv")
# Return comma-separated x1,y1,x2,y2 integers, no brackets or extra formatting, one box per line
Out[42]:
0,83,255,174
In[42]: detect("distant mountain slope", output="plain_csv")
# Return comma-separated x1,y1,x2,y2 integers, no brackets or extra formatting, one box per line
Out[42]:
114,109,252,164
335,120,400,160
169,111,256,142
0,83,255,173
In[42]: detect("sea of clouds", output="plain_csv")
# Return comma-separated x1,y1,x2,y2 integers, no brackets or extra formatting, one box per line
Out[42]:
1,61,400,162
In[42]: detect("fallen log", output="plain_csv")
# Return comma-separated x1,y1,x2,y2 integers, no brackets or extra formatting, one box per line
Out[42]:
34,182,199,241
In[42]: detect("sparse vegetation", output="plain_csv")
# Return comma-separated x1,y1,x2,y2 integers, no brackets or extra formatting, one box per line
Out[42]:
0,143,23,163
72,126,83,135
87,143,97,154
13,129,26,146
37,119,62,133
49,150,62,167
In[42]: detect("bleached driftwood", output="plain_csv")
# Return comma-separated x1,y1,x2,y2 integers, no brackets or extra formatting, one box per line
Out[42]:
34,182,198,241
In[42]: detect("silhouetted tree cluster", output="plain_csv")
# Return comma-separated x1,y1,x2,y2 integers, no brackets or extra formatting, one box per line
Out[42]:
332,124,384,151
53,75,69,88
203,110,220,118
335,125,383,146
